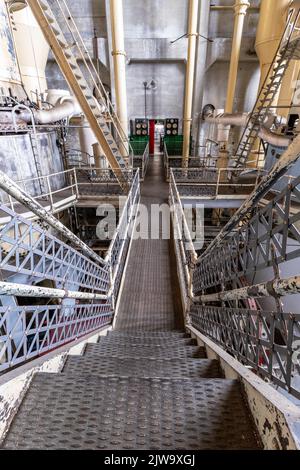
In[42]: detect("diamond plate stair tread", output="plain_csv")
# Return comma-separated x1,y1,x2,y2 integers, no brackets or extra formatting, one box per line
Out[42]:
3,374,260,450
108,330,188,338
84,343,207,359
63,356,222,379
98,337,197,346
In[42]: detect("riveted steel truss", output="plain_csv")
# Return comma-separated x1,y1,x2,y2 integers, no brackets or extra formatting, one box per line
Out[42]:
190,305,300,399
0,302,113,372
0,204,110,293
193,174,300,294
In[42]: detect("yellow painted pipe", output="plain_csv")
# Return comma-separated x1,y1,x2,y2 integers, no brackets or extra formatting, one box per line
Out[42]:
225,1,250,114
182,0,199,168
110,0,129,154
255,0,290,100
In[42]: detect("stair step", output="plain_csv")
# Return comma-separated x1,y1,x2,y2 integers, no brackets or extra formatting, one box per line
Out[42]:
108,330,188,338
63,356,221,379
98,337,197,346
2,374,260,450
84,343,206,359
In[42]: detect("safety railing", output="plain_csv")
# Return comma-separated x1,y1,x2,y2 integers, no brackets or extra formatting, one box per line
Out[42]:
75,168,134,197
0,169,78,217
169,171,197,314
0,170,140,373
133,143,150,181
171,168,261,199
0,302,113,372
0,204,109,292
170,164,300,399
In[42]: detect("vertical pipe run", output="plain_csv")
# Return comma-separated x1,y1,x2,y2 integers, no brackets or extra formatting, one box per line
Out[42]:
225,1,250,114
182,0,199,168
110,0,129,154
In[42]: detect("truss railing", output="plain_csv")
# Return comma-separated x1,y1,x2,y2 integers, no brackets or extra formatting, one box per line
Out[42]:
0,171,140,373
170,163,300,399
0,302,113,372
171,168,261,199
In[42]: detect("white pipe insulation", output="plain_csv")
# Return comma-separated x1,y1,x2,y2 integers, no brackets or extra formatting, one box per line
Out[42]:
19,97,82,124
204,112,291,147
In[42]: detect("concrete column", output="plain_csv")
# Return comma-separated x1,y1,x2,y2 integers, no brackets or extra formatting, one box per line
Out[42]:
109,0,128,153
225,1,250,114
182,0,199,168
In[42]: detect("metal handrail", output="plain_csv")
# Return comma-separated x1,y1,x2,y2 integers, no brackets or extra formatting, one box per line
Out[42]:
0,170,140,372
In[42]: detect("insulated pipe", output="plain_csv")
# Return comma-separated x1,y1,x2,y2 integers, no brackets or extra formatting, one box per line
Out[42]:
109,0,128,154
0,281,107,300
205,112,250,127
204,112,291,147
258,126,291,147
198,131,300,261
195,275,300,303
0,170,106,266
182,0,199,168
225,1,250,114
19,98,82,125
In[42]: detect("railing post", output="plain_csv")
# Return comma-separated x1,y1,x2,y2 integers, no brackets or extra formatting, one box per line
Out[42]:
46,176,54,210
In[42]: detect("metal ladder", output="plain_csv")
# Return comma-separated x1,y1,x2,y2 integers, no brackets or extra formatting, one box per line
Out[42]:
26,0,129,191
233,8,300,168
29,132,48,197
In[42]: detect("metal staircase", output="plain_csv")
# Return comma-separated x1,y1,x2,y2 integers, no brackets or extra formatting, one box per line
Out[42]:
26,0,130,190
233,8,300,168
2,330,260,450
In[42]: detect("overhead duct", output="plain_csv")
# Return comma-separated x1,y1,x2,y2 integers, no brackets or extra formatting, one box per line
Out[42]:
19,96,82,125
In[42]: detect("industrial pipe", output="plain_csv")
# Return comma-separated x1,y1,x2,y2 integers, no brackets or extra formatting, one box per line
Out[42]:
225,1,250,114
204,112,291,147
258,126,291,147
110,0,129,154
0,281,107,300
19,97,82,124
195,275,300,303
182,0,199,168
198,130,300,261
0,170,106,266
255,0,290,102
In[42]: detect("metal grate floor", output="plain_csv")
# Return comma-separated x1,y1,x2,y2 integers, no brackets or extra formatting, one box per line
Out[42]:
116,154,183,332
3,374,259,450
